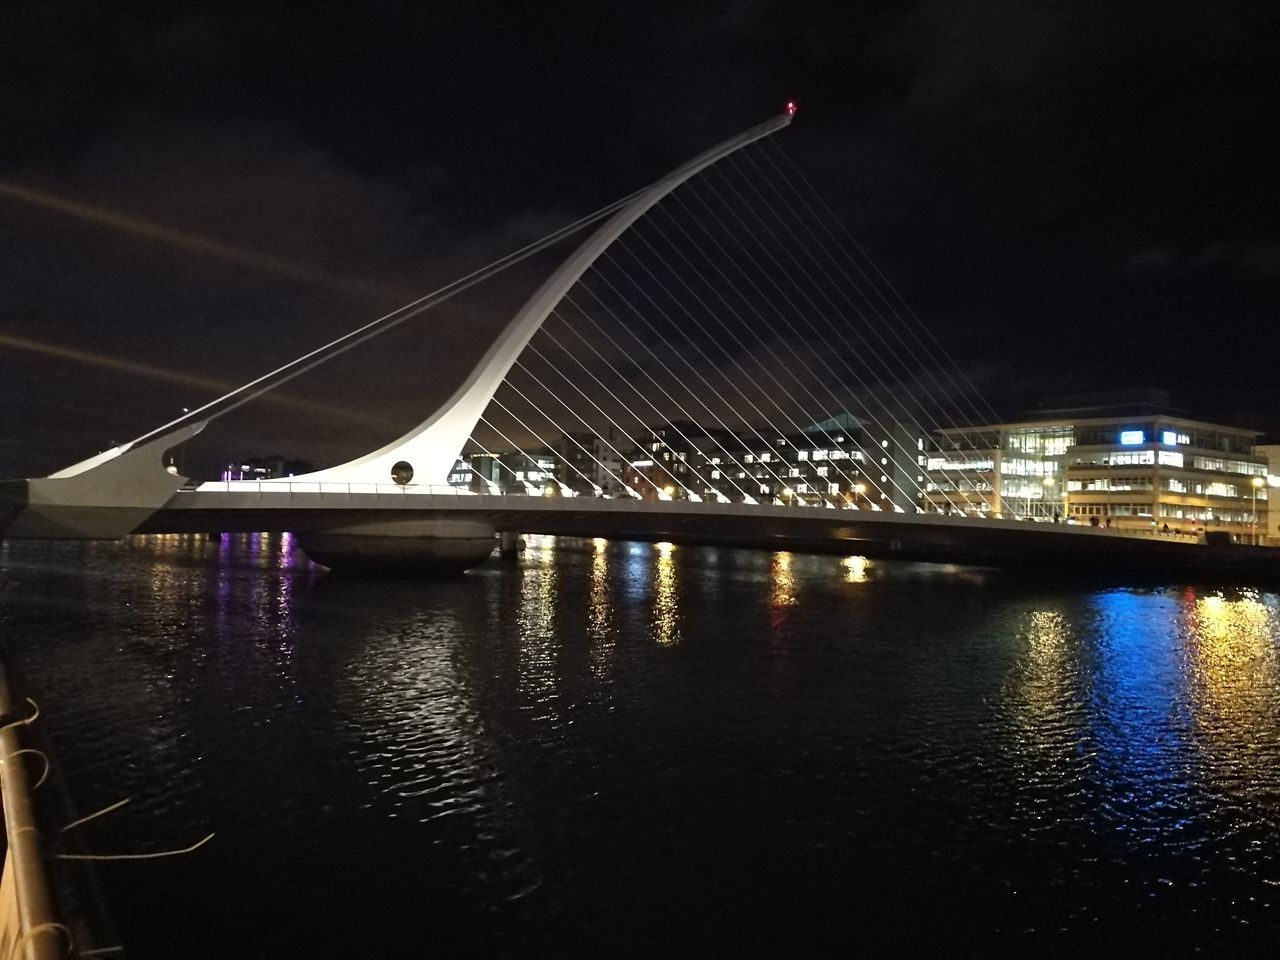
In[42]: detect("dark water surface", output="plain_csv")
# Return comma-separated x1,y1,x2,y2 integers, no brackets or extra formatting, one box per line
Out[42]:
1,534,1278,957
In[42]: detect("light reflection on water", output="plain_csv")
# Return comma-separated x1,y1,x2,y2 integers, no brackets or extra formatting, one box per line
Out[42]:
652,541,680,646
2,536,1279,956
1183,590,1280,819
588,538,615,678
770,550,798,613
841,554,870,583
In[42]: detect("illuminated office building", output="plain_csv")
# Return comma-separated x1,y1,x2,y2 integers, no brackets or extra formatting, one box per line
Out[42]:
925,392,1268,538
1255,443,1280,545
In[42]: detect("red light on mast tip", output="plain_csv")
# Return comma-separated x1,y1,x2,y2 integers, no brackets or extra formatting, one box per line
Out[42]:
785,101,797,116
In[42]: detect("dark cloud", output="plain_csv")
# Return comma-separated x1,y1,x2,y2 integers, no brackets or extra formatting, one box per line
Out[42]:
3,0,1279,481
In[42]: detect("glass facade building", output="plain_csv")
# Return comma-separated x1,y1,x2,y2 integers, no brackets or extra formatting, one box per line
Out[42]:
926,400,1269,538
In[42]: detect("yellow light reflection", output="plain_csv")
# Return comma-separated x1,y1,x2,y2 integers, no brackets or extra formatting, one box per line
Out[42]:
653,542,680,646
1184,591,1278,786
841,555,870,584
771,551,799,610
1005,610,1079,766
588,539,615,676
517,536,558,702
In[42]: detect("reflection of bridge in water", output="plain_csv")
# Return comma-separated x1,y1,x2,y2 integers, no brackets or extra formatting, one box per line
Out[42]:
2,104,1277,581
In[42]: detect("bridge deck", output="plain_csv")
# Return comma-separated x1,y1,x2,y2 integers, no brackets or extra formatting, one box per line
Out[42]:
138,487,1280,583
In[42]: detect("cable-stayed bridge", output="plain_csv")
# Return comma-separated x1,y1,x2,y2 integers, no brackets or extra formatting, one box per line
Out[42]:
2,106,1274,580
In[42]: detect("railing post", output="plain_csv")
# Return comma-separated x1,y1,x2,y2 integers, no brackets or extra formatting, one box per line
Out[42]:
0,663,69,960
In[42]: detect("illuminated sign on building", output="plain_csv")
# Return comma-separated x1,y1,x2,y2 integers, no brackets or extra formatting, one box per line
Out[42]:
1119,430,1145,446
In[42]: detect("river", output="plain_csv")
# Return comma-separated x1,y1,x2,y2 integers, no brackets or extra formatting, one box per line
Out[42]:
1,534,1277,957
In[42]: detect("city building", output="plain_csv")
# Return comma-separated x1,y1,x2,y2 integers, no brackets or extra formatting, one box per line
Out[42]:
1255,443,1280,546
620,414,924,511
924,391,1269,539
553,428,626,496
450,448,558,494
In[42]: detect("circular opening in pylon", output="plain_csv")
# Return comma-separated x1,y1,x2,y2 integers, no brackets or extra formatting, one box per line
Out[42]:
391,461,414,485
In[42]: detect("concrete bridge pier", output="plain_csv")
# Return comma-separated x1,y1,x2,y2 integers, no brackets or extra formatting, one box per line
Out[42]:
296,519,497,576
498,529,522,562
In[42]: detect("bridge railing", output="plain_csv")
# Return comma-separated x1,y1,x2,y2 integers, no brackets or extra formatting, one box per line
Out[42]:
191,481,917,510
194,481,486,497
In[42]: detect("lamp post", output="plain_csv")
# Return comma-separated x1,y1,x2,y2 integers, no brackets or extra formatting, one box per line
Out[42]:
1253,475,1265,545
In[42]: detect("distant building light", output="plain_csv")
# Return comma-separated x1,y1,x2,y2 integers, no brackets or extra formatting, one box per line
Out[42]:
1119,430,1145,446
1162,430,1178,446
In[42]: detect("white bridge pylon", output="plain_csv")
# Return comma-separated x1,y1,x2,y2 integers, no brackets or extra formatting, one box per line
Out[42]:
269,110,794,489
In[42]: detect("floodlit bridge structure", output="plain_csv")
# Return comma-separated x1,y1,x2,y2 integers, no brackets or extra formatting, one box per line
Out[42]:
2,106,1275,581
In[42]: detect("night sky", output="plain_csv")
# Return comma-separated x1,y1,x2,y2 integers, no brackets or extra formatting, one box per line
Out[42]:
2,1,1277,479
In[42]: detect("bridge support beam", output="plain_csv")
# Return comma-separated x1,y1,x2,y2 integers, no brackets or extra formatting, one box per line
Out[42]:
295,519,497,576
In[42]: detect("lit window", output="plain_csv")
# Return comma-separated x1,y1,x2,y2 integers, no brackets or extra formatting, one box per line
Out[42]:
1119,430,1145,445
798,450,809,461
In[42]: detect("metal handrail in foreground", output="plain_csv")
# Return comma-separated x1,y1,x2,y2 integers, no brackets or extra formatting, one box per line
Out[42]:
0,662,68,960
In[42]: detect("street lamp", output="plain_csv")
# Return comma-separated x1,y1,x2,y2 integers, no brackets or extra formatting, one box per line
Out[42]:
1253,475,1265,545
